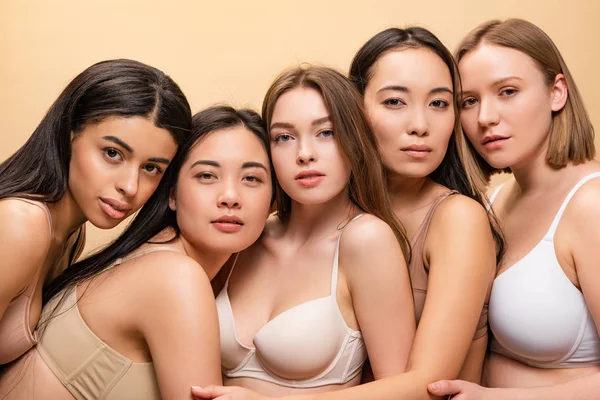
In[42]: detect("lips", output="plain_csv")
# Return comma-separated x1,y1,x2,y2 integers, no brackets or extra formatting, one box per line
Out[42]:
212,215,244,225
211,215,244,233
482,134,509,145
98,197,132,220
400,144,432,152
400,144,432,159
295,170,325,180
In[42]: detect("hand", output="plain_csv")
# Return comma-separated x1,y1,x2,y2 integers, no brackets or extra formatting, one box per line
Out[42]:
428,380,505,400
191,385,272,400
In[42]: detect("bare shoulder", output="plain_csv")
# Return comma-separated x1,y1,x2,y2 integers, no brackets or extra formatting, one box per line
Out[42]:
0,199,51,243
430,193,490,232
566,174,600,222
339,214,398,257
0,199,52,260
121,251,212,301
0,199,52,297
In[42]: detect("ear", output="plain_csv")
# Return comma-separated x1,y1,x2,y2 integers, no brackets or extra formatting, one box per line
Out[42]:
550,73,568,112
169,187,177,211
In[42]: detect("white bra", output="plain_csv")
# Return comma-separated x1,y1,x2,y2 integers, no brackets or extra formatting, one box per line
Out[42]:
488,173,600,368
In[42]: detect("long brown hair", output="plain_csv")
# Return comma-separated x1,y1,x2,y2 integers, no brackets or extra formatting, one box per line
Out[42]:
456,18,595,178
262,65,411,262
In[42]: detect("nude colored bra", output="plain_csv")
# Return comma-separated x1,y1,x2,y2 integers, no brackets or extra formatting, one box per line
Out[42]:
488,172,600,368
410,191,488,340
36,246,182,399
0,198,85,365
216,214,368,388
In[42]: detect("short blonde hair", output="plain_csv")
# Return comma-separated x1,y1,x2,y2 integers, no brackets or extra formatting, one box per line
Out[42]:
456,19,595,179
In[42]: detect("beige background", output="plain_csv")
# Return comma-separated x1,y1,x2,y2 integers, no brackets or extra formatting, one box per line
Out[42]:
1,0,599,254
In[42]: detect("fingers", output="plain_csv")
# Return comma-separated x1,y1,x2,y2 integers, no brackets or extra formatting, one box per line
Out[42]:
428,380,468,396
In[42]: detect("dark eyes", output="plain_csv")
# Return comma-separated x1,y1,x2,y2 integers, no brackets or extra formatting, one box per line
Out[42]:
383,98,406,107
103,148,122,160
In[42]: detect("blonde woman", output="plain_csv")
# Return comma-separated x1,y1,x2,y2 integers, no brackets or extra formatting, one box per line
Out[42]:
429,18,600,400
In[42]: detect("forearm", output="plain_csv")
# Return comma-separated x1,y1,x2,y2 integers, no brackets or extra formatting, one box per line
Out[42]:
286,371,438,400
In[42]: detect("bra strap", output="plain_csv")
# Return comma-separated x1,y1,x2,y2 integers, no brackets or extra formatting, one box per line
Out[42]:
487,183,505,211
545,172,600,240
331,213,365,294
223,252,241,288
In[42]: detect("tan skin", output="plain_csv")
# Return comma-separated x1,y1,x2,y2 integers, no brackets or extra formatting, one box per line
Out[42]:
428,44,600,400
198,87,415,398
0,116,176,338
192,53,495,400
0,125,274,399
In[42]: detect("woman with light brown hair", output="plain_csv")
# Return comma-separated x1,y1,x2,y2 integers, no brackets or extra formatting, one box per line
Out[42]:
428,18,600,400
194,65,415,398
193,28,500,400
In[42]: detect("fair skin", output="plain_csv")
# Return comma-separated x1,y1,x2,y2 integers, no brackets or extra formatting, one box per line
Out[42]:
195,87,415,399
0,125,274,399
192,48,496,400
0,115,176,334
428,44,600,400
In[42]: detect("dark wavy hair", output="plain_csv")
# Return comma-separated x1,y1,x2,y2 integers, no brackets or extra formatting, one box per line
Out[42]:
349,27,504,262
43,106,274,305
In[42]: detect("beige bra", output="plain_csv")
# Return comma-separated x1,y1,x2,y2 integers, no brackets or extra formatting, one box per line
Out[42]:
0,198,85,365
410,191,488,340
36,246,181,399
217,214,368,388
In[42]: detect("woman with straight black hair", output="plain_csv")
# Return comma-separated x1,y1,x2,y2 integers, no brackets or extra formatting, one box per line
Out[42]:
0,106,275,399
0,58,192,366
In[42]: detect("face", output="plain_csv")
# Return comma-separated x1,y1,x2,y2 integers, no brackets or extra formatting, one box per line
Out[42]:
69,116,177,229
172,126,272,254
269,87,351,206
363,48,455,179
459,44,567,169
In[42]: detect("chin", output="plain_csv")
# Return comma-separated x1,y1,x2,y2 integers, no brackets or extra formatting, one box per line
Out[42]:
87,212,124,230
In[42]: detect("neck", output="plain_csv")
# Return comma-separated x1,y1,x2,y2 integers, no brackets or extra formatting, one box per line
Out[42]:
284,189,356,243
177,235,232,281
387,173,434,211
509,144,568,195
46,190,87,243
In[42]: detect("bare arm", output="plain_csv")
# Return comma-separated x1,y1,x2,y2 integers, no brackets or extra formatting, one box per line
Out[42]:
193,196,496,400
137,253,222,399
341,215,415,379
0,200,51,321
430,181,600,400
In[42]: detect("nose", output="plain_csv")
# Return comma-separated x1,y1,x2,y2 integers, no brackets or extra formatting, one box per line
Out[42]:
217,180,241,209
296,137,317,165
477,98,500,127
116,166,139,197
407,108,429,137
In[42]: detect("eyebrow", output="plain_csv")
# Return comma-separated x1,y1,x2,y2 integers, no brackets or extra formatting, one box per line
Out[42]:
148,157,171,165
378,85,453,95
103,135,170,165
270,116,331,131
103,136,133,153
190,160,268,172
462,76,524,96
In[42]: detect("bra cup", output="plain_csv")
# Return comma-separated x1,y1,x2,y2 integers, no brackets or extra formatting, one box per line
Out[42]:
490,241,589,362
253,298,345,380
